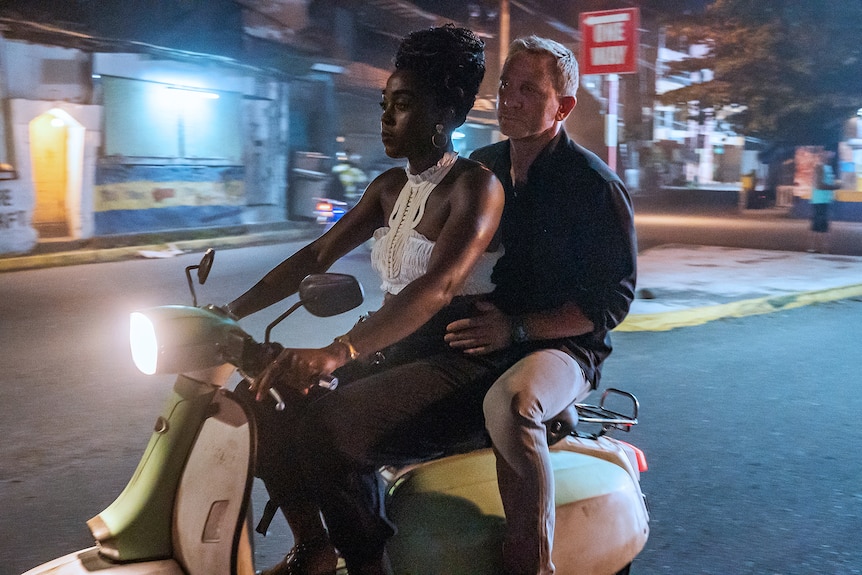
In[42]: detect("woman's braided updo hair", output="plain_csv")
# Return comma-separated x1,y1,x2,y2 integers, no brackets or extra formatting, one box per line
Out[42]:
394,24,485,128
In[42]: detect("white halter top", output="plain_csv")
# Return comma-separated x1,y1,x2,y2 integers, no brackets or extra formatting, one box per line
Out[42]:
370,152,502,295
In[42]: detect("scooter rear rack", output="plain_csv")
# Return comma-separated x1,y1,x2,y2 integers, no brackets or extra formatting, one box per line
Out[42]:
574,388,639,438
546,388,639,444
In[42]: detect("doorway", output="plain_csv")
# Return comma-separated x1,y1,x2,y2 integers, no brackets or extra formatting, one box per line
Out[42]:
29,109,75,238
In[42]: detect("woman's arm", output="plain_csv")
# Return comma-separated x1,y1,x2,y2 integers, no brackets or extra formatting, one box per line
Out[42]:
226,174,386,319
344,163,503,354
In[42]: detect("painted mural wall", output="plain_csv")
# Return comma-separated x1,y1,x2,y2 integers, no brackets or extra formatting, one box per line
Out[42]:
93,164,244,234
93,75,246,234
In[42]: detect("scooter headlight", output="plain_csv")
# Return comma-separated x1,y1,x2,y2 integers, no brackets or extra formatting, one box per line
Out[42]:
130,312,159,375
129,305,248,375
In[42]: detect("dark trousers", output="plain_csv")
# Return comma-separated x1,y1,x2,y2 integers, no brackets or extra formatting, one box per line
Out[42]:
244,298,523,565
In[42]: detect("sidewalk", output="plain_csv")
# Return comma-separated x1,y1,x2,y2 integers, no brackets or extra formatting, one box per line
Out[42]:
620,244,862,331
3,228,862,332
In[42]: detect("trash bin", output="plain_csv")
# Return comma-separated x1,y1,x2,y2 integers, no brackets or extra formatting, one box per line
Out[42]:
289,152,333,221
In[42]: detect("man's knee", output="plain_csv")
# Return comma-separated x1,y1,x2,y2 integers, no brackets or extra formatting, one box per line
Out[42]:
484,376,543,439
484,350,586,433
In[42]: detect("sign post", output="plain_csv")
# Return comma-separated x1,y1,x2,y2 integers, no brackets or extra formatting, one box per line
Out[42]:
579,8,639,172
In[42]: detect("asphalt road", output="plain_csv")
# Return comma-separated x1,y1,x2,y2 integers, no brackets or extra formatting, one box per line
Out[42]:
605,302,862,574
1,242,861,574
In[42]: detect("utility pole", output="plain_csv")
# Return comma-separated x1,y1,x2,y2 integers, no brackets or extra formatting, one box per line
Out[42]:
607,73,619,172
499,0,509,72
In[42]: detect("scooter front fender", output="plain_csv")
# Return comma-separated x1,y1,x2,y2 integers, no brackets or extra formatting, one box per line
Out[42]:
87,375,219,562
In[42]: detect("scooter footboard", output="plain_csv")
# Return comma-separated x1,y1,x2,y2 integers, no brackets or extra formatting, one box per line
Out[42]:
386,447,647,575
21,547,185,575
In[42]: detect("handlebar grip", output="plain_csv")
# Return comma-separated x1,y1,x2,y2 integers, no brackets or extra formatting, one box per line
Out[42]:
318,375,339,390
268,388,285,411
267,376,337,412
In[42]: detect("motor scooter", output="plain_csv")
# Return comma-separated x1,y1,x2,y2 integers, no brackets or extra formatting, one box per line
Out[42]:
22,249,649,575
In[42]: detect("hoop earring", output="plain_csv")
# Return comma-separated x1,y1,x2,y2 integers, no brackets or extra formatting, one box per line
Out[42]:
432,123,449,149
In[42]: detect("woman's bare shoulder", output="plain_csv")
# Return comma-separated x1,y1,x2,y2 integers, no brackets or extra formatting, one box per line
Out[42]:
452,156,503,193
365,166,406,194
373,166,407,184
360,166,404,198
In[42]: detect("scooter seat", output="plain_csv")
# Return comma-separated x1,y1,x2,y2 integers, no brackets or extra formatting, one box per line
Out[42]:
437,401,580,458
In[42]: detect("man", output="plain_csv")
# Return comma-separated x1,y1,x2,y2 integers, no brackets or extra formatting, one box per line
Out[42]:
446,36,637,575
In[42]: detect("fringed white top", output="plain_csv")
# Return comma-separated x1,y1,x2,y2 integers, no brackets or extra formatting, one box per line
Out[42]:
370,152,503,295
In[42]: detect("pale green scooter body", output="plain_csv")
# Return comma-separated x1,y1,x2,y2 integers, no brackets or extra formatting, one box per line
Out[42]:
23,377,648,575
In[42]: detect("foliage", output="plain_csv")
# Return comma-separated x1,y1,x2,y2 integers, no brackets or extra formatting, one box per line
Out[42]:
659,0,862,146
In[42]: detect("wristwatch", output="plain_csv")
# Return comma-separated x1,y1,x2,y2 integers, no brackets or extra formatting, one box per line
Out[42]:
511,315,529,344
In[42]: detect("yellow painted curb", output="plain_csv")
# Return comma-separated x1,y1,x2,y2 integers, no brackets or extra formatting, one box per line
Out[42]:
617,283,862,332
0,230,319,273
0,247,141,272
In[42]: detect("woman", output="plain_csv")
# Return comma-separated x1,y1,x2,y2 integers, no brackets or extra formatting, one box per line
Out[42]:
226,26,515,575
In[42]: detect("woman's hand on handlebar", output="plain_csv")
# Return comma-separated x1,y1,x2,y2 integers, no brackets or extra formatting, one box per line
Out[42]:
252,343,349,401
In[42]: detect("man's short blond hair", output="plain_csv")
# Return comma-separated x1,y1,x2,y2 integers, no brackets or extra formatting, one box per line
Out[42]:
508,35,579,97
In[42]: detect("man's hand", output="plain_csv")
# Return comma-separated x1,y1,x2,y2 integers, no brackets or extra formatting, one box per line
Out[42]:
445,301,512,355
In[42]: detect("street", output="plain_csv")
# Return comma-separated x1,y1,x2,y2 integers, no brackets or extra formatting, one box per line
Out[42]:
607,306,862,574
1,240,861,574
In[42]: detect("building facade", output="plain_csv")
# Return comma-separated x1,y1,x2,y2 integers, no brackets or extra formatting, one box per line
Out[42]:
0,17,293,255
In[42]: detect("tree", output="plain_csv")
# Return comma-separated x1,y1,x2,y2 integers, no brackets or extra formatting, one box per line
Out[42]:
660,0,862,147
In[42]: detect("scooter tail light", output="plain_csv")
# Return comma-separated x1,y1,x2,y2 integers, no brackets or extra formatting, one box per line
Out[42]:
617,440,648,473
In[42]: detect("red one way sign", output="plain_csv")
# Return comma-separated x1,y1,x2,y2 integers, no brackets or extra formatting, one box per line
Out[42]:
579,8,639,75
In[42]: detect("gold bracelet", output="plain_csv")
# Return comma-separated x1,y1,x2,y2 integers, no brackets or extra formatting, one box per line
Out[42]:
334,334,360,360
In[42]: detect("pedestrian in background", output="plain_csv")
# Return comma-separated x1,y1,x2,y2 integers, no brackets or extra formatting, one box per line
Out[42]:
809,151,840,253
332,151,369,203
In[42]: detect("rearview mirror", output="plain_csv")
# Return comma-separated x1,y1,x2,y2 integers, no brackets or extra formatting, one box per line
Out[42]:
185,248,216,306
197,248,215,284
299,273,364,317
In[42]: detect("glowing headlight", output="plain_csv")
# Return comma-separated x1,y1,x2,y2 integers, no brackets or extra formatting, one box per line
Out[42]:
130,312,159,375
128,305,248,375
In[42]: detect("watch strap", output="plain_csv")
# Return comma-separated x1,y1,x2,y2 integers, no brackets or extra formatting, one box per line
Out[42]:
511,315,529,344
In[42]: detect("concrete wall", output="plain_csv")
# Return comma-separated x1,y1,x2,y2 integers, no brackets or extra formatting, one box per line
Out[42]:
0,99,102,254
2,41,90,102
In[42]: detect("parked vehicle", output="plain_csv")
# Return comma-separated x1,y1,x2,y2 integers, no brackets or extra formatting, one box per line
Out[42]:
22,250,648,575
